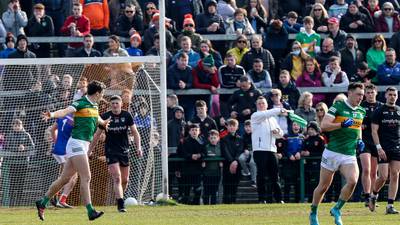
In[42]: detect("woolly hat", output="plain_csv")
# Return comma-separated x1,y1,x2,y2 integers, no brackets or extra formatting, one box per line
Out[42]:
202,54,215,67
16,34,28,45
183,14,195,27
327,17,339,25
130,32,142,44
307,121,321,133
173,106,184,113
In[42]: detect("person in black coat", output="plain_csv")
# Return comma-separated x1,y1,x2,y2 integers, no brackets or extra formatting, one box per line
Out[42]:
327,17,347,51
167,106,186,148
241,34,275,77
24,3,54,58
114,4,144,37
339,2,374,33
339,34,364,77
190,100,218,142
195,0,225,35
275,70,301,110
74,34,102,57
177,124,206,205
315,37,341,72
221,118,243,204
167,52,195,120
228,76,262,124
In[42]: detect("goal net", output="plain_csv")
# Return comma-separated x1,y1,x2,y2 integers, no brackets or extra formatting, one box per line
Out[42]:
0,57,165,207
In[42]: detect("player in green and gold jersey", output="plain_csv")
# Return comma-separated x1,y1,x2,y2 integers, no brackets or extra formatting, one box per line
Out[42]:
36,81,110,221
309,83,366,225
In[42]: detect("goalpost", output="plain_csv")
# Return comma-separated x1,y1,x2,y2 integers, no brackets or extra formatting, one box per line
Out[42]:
0,56,167,206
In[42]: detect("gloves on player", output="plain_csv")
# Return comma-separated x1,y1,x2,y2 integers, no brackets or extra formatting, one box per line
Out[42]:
341,118,354,128
356,139,365,152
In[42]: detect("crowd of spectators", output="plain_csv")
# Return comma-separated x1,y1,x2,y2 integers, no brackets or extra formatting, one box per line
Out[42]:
2,0,400,204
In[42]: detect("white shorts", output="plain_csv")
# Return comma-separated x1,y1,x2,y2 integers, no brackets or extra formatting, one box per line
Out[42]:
52,154,66,164
65,138,90,159
321,149,357,172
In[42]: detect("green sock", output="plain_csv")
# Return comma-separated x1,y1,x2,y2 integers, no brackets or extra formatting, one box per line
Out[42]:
86,203,95,215
334,198,346,210
311,205,318,214
41,196,50,206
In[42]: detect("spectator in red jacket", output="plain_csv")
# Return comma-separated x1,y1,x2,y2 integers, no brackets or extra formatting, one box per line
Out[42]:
375,2,400,33
60,3,90,56
192,54,220,106
296,57,325,105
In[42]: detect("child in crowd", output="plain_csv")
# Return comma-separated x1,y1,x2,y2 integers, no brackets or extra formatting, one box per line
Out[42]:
302,121,326,202
178,124,206,205
295,16,321,57
238,120,257,187
282,122,304,203
126,32,143,56
283,11,303,33
202,129,223,205
221,119,243,204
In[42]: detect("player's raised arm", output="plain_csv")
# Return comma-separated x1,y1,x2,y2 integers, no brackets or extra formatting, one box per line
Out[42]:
42,107,76,122
97,116,111,131
321,102,354,132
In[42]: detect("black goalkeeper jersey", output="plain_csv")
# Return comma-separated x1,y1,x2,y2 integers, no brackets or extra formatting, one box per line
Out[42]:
101,110,134,156
371,104,400,152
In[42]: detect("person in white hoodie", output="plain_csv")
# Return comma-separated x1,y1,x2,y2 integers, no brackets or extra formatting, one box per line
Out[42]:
251,96,287,203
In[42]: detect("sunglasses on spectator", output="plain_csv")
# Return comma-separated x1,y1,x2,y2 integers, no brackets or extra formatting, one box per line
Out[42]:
271,93,279,97
316,108,324,112
384,8,393,11
184,24,194,27
146,7,155,10
125,10,134,13
374,39,383,43
238,40,247,43
314,8,322,11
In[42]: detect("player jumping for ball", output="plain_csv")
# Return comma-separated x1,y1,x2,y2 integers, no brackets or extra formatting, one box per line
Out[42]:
36,80,110,221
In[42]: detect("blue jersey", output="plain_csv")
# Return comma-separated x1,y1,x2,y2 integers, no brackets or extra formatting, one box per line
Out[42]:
53,115,74,155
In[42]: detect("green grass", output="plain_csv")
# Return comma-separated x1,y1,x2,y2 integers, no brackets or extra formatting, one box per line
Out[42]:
0,203,398,225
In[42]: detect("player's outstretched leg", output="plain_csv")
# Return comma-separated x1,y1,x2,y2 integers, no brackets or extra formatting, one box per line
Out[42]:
309,167,335,225
35,159,77,221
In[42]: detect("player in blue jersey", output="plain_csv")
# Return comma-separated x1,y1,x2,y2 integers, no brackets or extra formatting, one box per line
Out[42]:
49,114,77,208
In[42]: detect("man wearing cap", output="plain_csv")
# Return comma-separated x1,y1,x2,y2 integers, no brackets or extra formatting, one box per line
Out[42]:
177,14,203,52
115,4,143,38
25,3,54,58
91,95,142,212
327,17,347,51
1,0,28,37
0,33,16,58
340,34,364,77
142,12,176,53
192,54,220,103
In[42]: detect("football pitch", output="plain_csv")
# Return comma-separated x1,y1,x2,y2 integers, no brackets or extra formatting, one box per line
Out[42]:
0,203,398,225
